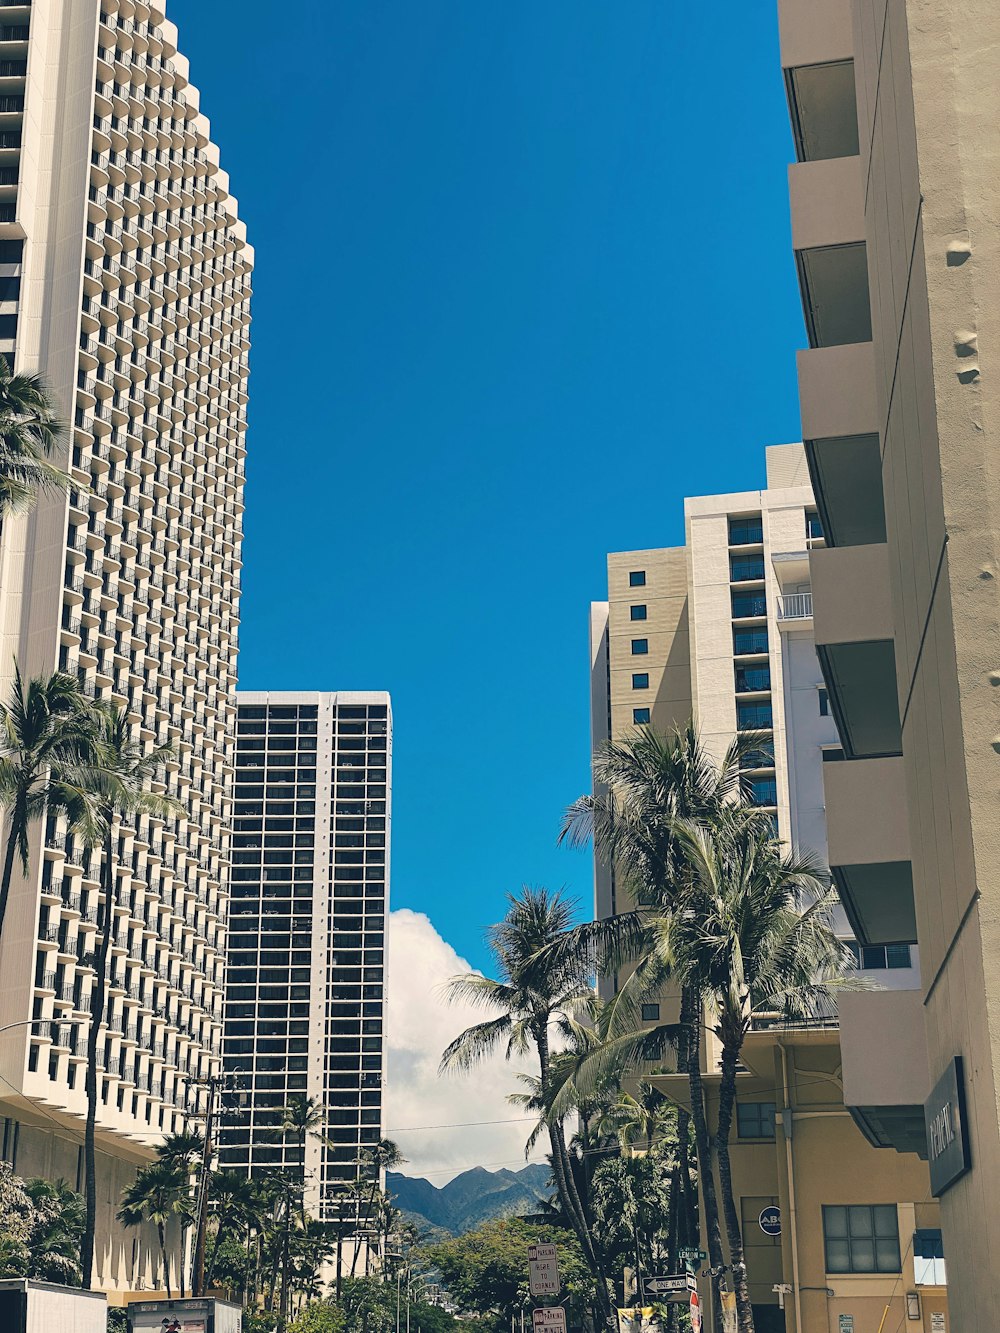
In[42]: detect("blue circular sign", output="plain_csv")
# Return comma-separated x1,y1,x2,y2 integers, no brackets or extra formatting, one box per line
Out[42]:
758,1206,782,1237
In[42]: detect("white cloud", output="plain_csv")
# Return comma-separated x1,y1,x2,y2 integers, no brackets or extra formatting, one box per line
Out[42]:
385,908,547,1184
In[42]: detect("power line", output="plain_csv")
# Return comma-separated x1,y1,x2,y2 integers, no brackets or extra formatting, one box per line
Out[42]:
387,1116,536,1133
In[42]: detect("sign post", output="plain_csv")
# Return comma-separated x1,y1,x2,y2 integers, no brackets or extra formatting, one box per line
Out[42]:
532,1310,566,1333
689,1292,702,1333
641,1275,696,1301
528,1244,560,1299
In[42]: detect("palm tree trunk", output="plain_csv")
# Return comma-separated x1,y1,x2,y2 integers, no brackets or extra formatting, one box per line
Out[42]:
81,822,116,1289
716,1041,754,1333
535,1025,612,1321
279,1203,292,1332
336,1227,344,1300
684,1003,726,1333
159,1221,172,1300
676,984,701,1248
0,812,22,945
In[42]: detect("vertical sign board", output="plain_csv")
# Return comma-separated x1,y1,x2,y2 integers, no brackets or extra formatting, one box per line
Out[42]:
528,1243,560,1298
924,1057,972,1196
533,1309,567,1333
838,1316,854,1333
930,1316,946,1333
689,1293,702,1333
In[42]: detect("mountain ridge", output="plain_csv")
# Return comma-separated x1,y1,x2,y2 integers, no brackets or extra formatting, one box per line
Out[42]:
387,1163,552,1236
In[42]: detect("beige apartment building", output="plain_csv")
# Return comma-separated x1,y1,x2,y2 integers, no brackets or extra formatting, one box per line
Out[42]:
0,0,251,1295
589,452,946,1329
776,1,1000,1326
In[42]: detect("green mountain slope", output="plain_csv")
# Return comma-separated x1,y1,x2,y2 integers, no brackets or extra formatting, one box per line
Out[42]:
387,1163,552,1236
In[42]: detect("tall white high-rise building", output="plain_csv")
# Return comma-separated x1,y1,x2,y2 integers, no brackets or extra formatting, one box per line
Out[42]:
591,445,919,988
221,692,391,1235
0,0,251,1293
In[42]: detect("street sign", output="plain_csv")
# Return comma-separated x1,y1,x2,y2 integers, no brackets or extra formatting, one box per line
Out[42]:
642,1275,696,1298
838,1317,854,1333
689,1292,702,1333
533,1309,567,1333
758,1205,782,1237
528,1243,560,1298
678,1249,706,1261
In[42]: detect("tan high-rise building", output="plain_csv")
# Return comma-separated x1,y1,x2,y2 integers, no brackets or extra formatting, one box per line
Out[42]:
0,0,251,1294
777,0,998,1325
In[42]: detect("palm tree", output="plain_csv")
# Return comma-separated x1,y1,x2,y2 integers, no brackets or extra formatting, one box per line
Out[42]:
78,703,177,1289
157,1130,205,1173
555,724,761,1297
204,1169,258,1293
278,1094,327,1222
0,666,93,946
21,1176,86,1286
351,1137,405,1276
118,1159,192,1299
661,810,856,1333
439,886,612,1320
0,355,67,518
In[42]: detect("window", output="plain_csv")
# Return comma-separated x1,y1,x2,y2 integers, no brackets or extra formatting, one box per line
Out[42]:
823,1205,900,1274
632,673,649,690
729,516,763,546
631,639,648,655
806,510,824,540
730,554,766,583
737,1102,776,1140
846,942,912,971
641,1003,660,1022
630,605,647,621
818,688,829,716
822,747,845,763
913,1229,946,1286
735,666,771,692
731,592,767,619
733,627,769,655
737,702,772,730
629,571,646,587
632,708,650,725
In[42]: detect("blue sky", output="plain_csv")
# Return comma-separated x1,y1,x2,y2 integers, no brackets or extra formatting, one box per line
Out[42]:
171,0,805,972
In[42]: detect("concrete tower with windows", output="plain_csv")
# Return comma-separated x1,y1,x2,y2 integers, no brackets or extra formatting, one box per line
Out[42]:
0,0,251,1294
221,692,391,1249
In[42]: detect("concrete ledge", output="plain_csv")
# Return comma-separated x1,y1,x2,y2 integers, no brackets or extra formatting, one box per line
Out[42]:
789,156,865,251
778,0,854,69
811,542,893,646
798,342,878,441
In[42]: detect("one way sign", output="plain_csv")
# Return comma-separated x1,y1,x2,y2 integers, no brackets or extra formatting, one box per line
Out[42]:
642,1275,696,1298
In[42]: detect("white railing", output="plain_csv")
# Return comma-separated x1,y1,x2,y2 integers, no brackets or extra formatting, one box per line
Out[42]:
777,592,813,620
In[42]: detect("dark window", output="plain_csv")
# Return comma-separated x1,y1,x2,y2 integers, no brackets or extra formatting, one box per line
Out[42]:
729,516,763,546
733,627,769,655
730,554,766,582
823,1205,900,1274
736,666,771,692
632,708,650,725
641,1004,660,1022
737,1102,776,1140
818,688,829,716
630,605,647,622
629,571,646,587
731,592,767,619
748,778,777,807
631,639,648,655
737,702,772,730
0,239,22,264
850,943,911,971
0,275,19,301
0,313,17,339
632,673,649,690
822,747,845,763
806,510,824,540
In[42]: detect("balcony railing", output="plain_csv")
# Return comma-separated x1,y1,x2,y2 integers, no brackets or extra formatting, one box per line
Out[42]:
777,592,813,620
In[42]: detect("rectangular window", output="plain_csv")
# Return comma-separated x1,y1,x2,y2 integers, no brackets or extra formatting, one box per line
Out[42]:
806,510,824,540
730,554,766,583
748,777,777,808
631,639,648,655
630,605,647,621
629,571,646,587
736,702,773,730
632,673,649,690
737,1102,776,1139
733,627,769,655
729,516,763,546
735,666,771,692
632,708,650,725
823,1205,900,1274
852,943,912,971
731,591,767,620
641,1003,660,1022
818,688,829,716
913,1229,946,1286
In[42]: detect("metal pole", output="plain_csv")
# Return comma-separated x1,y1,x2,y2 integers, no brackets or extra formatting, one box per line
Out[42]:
192,1074,218,1296
396,1267,402,1333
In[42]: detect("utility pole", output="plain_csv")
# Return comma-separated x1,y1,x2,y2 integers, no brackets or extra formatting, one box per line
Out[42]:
191,1069,247,1296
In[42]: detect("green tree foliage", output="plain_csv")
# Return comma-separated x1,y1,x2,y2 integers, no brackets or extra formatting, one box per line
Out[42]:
0,1162,85,1285
425,1219,595,1330
288,1304,347,1333
0,354,67,517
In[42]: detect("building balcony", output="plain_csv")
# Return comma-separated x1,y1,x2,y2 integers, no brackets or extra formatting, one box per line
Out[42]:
825,754,915,944
840,989,929,1156
779,0,858,162
776,590,813,622
811,543,901,758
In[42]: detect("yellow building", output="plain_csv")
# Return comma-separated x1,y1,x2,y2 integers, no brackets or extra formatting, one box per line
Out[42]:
652,1027,946,1333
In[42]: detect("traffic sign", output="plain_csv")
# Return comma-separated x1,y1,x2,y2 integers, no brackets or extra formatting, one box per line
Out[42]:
678,1249,706,1261
642,1275,696,1298
528,1243,560,1298
689,1292,702,1333
758,1206,782,1237
533,1309,566,1333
